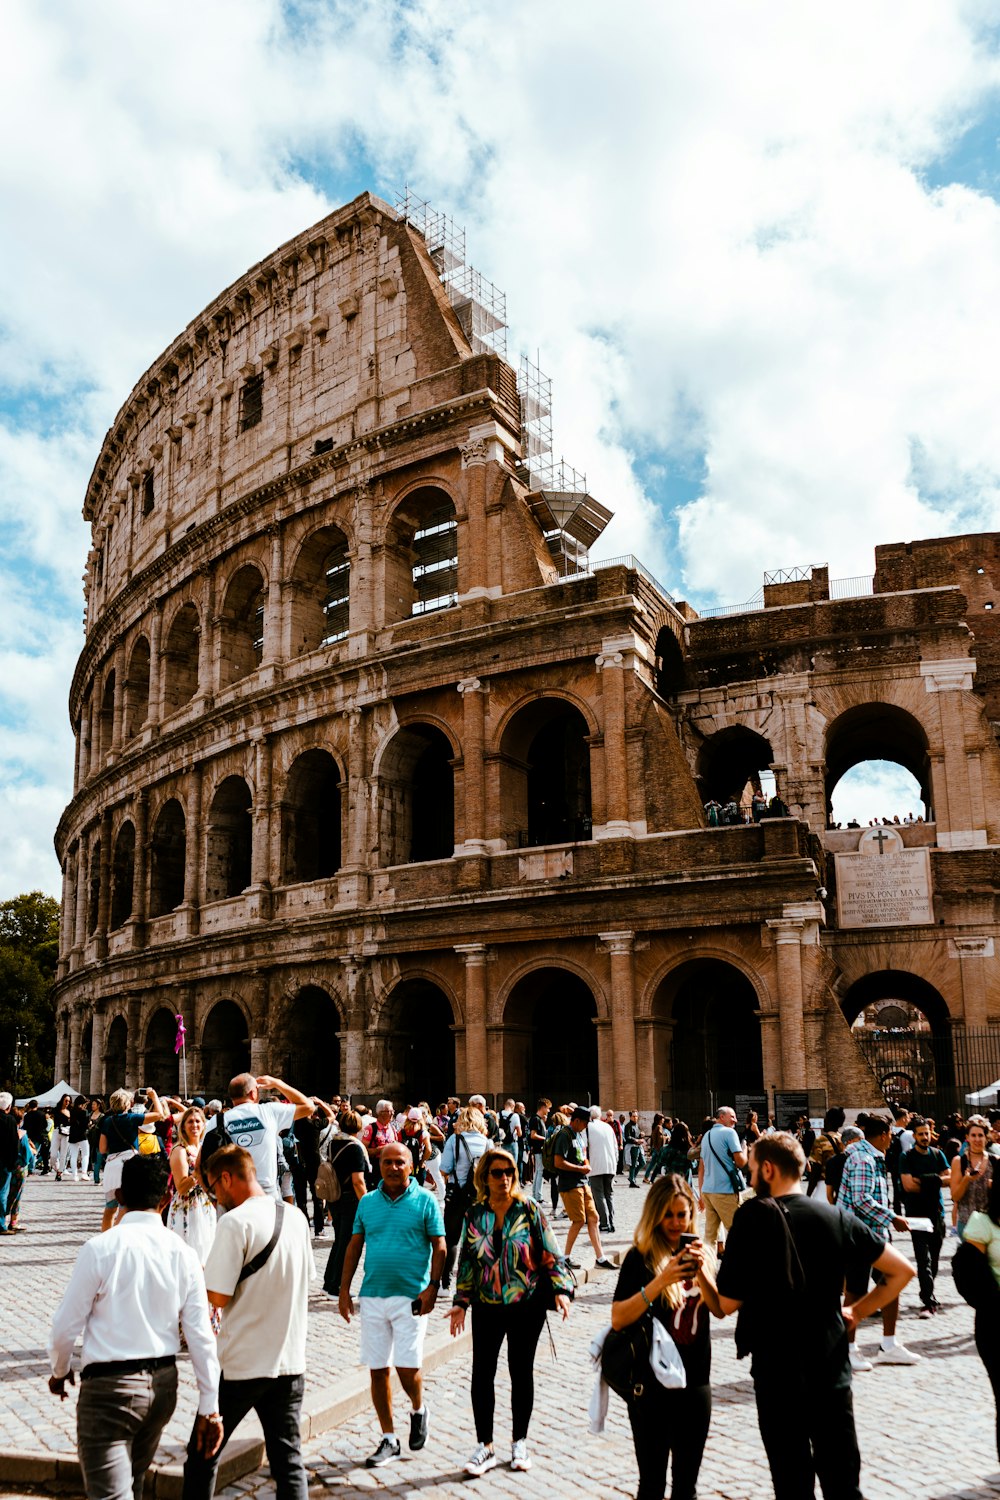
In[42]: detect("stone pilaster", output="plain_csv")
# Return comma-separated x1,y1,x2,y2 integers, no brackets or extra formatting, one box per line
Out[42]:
456,944,489,1091
598,931,638,1107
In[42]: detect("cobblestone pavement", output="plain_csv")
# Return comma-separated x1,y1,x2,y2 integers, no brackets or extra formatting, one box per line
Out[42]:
4,1171,1000,1499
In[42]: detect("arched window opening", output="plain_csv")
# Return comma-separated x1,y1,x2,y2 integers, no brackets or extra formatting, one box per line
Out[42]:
142,469,155,516
289,526,351,655
205,777,253,901
162,604,200,716
145,1008,180,1094
499,699,592,847
655,625,687,697
385,489,458,621
825,704,931,827
87,840,102,935
377,725,454,866
842,971,955,1116
201,1001,251,1098
653,959,763,1122
220,566,266,687
149,799,186,917
110,822,135,930
697,726,775,815
282,987,342,1097
105,1016,127,1090
99,672,115,764
383,980,455,1104
124,638,150,740
502,970,598,1103
280,750,342,884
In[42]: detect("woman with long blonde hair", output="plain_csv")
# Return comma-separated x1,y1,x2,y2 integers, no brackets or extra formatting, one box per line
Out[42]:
611,1173,722,1500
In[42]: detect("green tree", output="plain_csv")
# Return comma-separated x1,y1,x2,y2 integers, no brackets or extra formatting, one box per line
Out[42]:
0,891,59,1093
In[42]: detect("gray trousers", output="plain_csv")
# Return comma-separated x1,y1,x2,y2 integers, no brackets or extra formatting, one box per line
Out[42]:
590,1173,614,1230
77,1364,178,1500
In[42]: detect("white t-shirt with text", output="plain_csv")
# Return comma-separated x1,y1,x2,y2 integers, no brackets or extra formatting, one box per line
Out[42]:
210,1100,296,1199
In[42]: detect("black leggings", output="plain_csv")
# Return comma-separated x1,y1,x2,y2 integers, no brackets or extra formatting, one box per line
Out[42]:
627,1383,711,1500
976,1302,1000,1464
470,1296,548,1444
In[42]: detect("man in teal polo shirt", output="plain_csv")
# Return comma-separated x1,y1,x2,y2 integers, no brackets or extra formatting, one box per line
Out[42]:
339,1141,446,1469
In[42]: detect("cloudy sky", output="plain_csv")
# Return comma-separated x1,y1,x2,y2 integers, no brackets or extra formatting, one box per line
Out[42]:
3,0,999,897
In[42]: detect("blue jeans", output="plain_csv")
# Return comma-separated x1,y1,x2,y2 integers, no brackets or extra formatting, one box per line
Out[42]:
0,1166,12,1229
183,1372,307,1500
77,1364,178,1500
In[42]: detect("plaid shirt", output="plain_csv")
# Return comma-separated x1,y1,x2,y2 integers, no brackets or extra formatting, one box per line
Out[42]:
838,1138,894,1236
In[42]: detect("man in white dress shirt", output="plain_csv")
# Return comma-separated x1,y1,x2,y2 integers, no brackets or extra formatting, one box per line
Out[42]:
48,1154,222,1500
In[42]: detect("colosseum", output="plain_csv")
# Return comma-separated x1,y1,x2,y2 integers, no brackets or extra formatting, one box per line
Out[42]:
53,190,1000,1123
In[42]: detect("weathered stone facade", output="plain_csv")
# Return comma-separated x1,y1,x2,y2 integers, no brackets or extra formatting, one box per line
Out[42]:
52,192,1000,1117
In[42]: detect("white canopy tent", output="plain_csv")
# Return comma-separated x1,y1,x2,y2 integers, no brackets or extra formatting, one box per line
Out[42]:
14,1080,75,1108
966,1079,1000,1108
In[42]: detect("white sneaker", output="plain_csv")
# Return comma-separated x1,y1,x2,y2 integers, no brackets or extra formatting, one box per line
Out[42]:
876,1342,921,1365
511,1440,531,1471
849,1348,873,1373
465,1443,498,1476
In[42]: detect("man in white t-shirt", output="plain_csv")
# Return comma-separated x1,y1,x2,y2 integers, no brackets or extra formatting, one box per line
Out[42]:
586,1106,619,1234
183,1143,314,1500
200,1073,314,1201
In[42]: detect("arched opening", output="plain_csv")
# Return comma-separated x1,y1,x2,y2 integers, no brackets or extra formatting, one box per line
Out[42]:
162,603,200,716
386,488,458,621
144,1007,180,1094
499,699,592,847
288,526,351,655
149,799,186,917
98,671,115,764
655,625,687,697
697,726,774,812
205,776,253,901
110,822,135,930
502,969,599,1103
825,703,932,825
105,1016,127,1089
653,959,764,1122
201,1001,251,1099
219,566,265,686
381,980,455,1104
124,638,150,740
842,971,955,1114
79,1020,93,1093
281,987,341,1097
377,724,454,866
87,840,102,935
280,750,342,884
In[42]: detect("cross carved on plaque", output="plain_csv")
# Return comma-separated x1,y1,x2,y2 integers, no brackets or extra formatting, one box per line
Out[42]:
871,828,889,854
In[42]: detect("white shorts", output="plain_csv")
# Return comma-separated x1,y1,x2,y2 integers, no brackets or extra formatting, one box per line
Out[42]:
102,1149,135,1203
358,1295,429,1370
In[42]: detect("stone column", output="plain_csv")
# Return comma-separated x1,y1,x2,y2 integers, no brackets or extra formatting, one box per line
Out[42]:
110,645,126,756
68,1006,83,1093
197,571,215,707
456,945,489,1091
147,604,162,726
248,974,270,1077
457,679,487,853
599,931,639,1107
344,707,370,868
180,764,203,936
250,734,273,910
595,646,631,837
952,936,994,1030
54,1009,69,1083
459,435,490,599
262,526,283,666
95,810,112,958
132,790,148,939
90,1004,106,1095
73,835,89,954
340,957,368,1096
126,996,142,1088
921,659,984,845
766,921,808,1090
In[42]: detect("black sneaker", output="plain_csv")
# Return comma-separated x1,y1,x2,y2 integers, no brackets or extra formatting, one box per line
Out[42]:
366,1436,401,1468
409,1408,428,1451
565,1257,581,1269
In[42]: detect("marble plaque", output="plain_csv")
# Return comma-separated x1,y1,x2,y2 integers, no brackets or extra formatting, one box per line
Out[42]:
835,839,934,928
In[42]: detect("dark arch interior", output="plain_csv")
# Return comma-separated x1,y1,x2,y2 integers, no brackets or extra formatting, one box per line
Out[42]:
145,1007,180,1094
654,959,763,1121
99,672,115,763
655,626,687,696
87,839,102,935
289,526,351,655
162,604,200,716
281,987,341,1097
221,566,265,685
840,970,950,1032
383,980,455,1105
79,1020,93,1091
281,750,342,883
825,703,932,819
205,776,253,901
124,639,150,741
503,970,599,1104
202,1001,251,1099
697,726,774,807
149,800,186,916
110,822,135,930
378,724,454,865
500,699,592,847
105,1016,127,1090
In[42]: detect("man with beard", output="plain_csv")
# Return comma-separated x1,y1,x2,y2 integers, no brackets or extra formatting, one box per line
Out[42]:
714,1132,913,1499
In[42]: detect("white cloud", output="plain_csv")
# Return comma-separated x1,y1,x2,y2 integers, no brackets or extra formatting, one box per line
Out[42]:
4,0,1000,891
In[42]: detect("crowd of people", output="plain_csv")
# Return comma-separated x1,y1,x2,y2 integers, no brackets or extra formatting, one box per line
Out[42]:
0,1079,995,1499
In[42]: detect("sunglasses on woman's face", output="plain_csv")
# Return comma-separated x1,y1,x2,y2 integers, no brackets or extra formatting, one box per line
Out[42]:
488,1166,514,1178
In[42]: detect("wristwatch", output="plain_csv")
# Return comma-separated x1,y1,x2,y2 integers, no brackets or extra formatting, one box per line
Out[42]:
429,1278,441,1288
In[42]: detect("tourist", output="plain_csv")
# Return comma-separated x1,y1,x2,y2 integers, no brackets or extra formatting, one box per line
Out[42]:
22,1099,51,1175
182,1143,313,1500
952,1114,994,1239
51,1093,73,1180
825,1124,862,1203
360,1099,400,1188
551,1105,615,1270
449,1145,572,1476
338,1141,446,1468
6,1106,35,1232
497,1098,523,1172
99,1087,168,1232
49,1155,221,1500
526,1097,551,1201
587,1105,619,1233
899,1115,949,1315
659,1120,695,1182
642,1113,666,1182
295,1096,336,1237
962,1169,1000,1461
66,1096,91,1182
624,1110,645,1187
612,1174,723,1500
199,1073,314,1202
714,1132,913,1500
0,1092,19,1234
839,1112,919,1368
88,1097,105,1184
696,1106,748,1251
321,1110,370,1298
439,1105,489,1291
400,1106,432,1185
806,1107,845,1196
167,1108,217,1265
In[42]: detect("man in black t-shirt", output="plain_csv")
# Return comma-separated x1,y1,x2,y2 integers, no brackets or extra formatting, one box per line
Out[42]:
716,1132,914,1500
899,1116,949,1315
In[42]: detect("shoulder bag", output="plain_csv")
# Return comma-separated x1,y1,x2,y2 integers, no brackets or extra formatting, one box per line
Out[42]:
237,1201,285,1285
706,1129,745,1194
